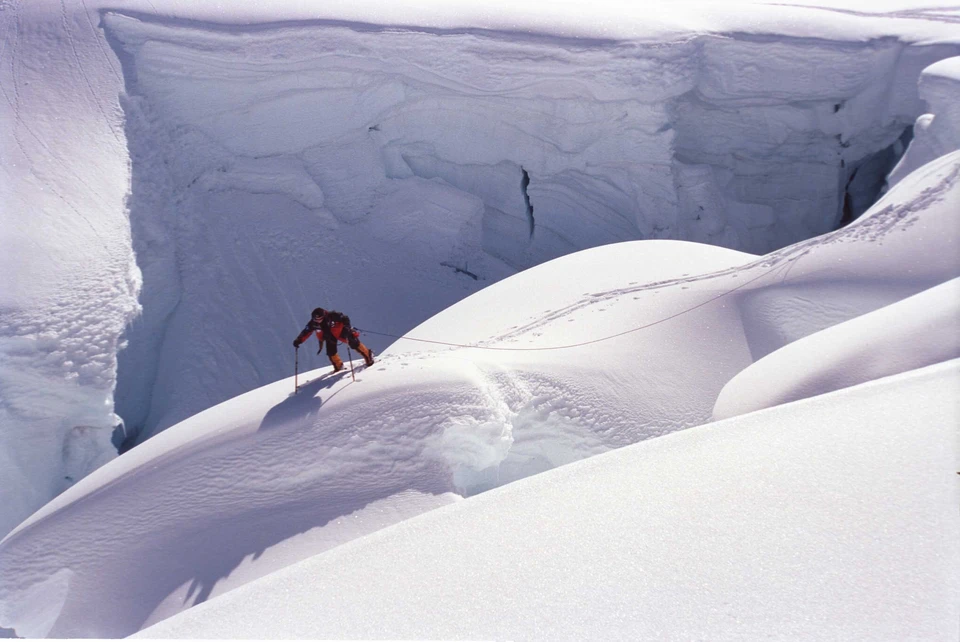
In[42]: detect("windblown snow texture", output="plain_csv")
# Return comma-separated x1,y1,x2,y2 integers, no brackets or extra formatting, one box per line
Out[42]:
714,276,960,419
136,360,960,642
2,0,960,563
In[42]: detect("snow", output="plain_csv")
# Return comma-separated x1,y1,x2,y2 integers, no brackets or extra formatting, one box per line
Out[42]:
101,3,960,457
2,143,959,637
1,0,960,638
714,276,960,419
0,241,753,638
137,360,960,641
888,55,960,187
4,2,960,541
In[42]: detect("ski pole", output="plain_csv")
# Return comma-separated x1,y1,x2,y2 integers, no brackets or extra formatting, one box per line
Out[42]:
347,346,356,382
294,345,299,394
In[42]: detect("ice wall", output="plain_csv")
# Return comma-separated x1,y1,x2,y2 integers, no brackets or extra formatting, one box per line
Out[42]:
102,14,960,445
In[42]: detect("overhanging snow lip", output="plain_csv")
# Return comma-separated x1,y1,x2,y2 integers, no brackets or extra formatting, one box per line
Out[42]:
97,4,951,54
98,8,625,49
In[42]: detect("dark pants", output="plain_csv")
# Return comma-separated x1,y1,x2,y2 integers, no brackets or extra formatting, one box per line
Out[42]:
322,328,361,356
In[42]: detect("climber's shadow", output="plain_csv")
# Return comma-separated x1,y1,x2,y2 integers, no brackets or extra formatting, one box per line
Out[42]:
258,370,347,432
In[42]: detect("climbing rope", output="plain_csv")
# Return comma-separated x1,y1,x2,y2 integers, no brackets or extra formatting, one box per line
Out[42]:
357,259,787,352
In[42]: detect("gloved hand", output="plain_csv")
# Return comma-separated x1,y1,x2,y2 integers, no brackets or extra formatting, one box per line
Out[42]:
293,339,301,348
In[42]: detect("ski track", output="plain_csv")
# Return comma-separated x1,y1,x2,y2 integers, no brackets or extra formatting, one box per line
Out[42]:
1,3,114,254
59,0,123,144
771,3,960,24
79,0,123,84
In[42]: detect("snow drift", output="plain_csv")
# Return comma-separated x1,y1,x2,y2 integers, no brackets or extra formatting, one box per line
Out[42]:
137,360,960,641
714,276,960,419
2,4,960,636
4,0,960,542
1,142,958,637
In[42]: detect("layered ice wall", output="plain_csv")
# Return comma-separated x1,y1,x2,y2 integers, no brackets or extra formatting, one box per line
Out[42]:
107,17,959,259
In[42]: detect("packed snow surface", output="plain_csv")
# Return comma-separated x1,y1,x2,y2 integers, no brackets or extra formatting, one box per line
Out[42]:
714,276,960,419
3,0,960,540
2,144,959,637
137,360,960,641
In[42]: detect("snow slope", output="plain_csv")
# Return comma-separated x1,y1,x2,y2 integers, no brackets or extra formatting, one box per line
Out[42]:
4,0,960,541
714,276,960,419
1,145,958,638
0,241,753,638
138,360,960,641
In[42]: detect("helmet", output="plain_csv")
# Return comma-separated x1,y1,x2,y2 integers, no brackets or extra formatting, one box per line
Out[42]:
311,307,326,319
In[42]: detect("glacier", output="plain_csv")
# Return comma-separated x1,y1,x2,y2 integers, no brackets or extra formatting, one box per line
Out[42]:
2,0,960,541
104,11,960,443
2,144,957,638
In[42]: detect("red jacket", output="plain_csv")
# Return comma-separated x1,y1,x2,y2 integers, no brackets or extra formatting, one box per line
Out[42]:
295,311,356,346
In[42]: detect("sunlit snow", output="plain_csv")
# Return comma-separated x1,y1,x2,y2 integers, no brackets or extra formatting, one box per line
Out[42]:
1,0,959,640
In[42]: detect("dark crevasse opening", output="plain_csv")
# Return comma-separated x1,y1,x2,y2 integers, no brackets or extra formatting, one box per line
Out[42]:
520,166,534,238
838,126,914,228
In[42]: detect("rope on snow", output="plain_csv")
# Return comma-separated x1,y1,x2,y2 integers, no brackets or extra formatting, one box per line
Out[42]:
357,260,787,352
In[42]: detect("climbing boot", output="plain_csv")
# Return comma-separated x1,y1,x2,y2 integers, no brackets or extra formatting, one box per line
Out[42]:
329,354,344,372
356,343,375,367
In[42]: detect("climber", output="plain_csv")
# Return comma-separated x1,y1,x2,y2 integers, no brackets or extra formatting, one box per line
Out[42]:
293,307,375,371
